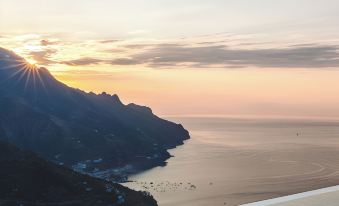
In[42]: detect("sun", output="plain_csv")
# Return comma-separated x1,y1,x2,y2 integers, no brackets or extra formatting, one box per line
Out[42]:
13,46,39,66
26,58,37,65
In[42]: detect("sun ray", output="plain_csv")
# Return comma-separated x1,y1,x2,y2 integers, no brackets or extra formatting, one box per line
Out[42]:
6,63,29,78
24,65,34,92
0,55,51,97
0,61,27,72
15,64,30,88
35,68,48,95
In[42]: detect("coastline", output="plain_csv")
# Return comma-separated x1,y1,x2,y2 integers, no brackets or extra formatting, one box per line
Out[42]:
71,137,189,183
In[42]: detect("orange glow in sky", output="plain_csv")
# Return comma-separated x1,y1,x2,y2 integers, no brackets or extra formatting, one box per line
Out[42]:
1,0,339,118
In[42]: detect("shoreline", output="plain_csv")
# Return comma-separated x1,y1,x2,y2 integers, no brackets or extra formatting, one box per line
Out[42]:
71,138,189,183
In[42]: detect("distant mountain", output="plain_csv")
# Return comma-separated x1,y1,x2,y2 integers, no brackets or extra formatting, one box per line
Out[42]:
0,47,189,174
0,140,157,206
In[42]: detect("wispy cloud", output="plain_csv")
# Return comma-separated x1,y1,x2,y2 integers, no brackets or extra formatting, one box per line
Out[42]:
60,57,140,66
28,49,57,65
40,39,59,46
63,43,339,68
61,57,103,66
109,58,140,65
98,39,121,44
2,33,339,69
130,44,339,68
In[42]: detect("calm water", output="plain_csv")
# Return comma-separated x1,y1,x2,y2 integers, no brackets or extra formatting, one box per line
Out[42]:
124,117,339,206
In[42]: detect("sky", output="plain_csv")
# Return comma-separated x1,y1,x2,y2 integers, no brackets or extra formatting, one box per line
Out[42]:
1,0,339,118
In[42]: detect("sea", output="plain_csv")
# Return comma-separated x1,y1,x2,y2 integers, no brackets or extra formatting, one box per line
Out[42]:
123,116,339,206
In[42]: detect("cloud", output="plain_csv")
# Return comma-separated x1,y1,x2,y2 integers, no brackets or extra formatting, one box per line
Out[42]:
40,39,59,46
61,57,103,66
121,44,155,49
130,44,339,68
28,49,57,65
102,48,126,53
60,57,139,66
99,39,121,44
10,33,338,69
109,58,140,65
54,43,339,68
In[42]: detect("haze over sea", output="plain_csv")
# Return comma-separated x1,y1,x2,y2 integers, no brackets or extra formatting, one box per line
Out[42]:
124,116,339,206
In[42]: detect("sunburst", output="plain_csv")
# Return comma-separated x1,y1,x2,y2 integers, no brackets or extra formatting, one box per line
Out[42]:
0,58,48,95
26,58,37,65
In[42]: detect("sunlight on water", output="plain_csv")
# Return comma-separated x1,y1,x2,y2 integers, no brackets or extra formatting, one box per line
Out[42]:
124,117,339,206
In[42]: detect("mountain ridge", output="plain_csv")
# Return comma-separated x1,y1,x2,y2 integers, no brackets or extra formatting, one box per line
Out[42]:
0,47,190,177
